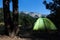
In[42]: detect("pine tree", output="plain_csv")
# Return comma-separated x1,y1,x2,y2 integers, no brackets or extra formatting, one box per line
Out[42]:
3,0,12,35
12,0,19,36
43,0,60,31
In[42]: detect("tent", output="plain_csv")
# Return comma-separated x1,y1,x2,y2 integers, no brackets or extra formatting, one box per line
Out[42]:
33,18,57,31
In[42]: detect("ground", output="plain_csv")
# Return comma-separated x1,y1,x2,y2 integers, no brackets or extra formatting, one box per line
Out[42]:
0,35,31,40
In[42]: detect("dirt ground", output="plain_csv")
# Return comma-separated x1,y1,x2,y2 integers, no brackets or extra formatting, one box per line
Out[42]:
0,35,31,40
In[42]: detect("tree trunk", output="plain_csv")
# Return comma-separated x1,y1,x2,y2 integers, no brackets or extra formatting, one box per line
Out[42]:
3,0,12,36
12,0,19,36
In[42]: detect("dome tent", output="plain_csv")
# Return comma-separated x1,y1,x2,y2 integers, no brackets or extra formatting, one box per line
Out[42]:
33,17,57,31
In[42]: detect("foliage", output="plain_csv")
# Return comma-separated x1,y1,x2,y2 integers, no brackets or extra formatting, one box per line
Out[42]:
19,12,37,28
0,8,4,22
43,0,60,30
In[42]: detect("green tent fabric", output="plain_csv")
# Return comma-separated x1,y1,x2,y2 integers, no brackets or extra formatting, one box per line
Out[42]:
33,18,45,30
33,18,57,31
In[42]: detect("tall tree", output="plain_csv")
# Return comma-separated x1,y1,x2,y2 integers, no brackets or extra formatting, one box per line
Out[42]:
3,0,12,35
43,0,60,31
12,0,19,35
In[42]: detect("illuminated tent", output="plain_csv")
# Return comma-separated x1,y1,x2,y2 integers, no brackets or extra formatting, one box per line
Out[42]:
33,18,57,31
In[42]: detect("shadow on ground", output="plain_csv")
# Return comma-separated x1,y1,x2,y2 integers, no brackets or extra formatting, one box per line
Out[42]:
0,26,60,40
